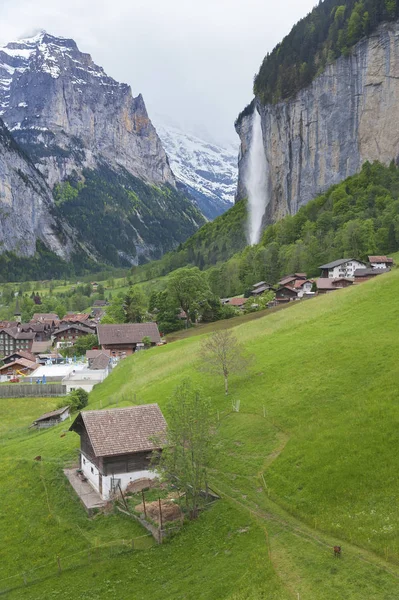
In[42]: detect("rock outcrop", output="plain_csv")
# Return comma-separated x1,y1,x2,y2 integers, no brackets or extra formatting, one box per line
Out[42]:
0,32,205,266
236,21,399,222
0,118,71,257
0,32,174,188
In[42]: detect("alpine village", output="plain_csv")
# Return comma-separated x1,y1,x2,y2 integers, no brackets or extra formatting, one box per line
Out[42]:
0,1,399,599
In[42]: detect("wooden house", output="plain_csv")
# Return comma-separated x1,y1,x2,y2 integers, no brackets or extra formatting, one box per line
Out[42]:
353,268,390,283
250,281,275,297
53,323,95,347
0,357,38,378
31,406,70,429
368,256,394,270
316,278,354,293
0,327,35,358
69,404,167,500
97,323,161,357
275,286,299,303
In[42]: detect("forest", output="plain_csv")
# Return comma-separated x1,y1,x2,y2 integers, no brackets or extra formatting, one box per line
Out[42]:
127,161,399,298
251,0,399,105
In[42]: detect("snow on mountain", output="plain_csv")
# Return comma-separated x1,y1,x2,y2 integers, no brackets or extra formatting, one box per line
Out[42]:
154,122,238,220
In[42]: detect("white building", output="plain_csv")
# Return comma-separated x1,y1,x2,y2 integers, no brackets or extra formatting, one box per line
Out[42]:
368,255,394,270
319,258,368,279
62,368,109,393
69,404,167,500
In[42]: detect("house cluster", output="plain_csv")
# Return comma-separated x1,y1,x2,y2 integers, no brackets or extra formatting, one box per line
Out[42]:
0,318,162,383
222,255,394,309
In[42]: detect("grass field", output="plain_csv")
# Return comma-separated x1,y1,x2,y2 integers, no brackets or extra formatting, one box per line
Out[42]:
1,270,399,598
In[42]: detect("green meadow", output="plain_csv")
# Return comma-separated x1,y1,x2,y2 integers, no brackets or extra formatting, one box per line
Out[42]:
1,269,399,598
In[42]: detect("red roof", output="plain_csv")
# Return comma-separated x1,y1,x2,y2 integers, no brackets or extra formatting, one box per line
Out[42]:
228,297,247,306
368,256,393,264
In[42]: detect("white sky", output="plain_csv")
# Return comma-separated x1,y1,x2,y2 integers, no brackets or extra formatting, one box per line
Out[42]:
1,0,316,145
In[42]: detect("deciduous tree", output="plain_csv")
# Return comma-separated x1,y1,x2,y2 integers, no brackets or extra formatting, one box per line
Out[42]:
199,330,253,395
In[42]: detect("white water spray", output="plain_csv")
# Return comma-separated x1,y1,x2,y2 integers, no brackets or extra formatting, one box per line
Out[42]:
245,108,269,245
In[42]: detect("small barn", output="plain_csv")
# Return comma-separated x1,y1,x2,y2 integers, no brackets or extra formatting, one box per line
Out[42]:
69,404,167,500
31,406,70,429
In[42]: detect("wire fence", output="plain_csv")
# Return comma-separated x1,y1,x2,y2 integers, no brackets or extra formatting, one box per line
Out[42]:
0,534,152,596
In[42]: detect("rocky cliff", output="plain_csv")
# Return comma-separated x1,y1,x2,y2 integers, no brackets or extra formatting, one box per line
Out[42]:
236,21,399,223
0,32,205,268
0,117,71,258
0,32,174,188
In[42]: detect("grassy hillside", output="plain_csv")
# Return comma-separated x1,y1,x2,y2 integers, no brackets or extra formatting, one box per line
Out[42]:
1,270,399,598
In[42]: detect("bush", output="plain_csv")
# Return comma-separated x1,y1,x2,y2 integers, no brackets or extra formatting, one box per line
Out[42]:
67,388,89,412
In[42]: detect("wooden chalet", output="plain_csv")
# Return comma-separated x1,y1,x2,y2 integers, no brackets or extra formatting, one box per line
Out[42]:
3,349,36,365
353,268,390,283
0,357,38,377
69,404,167,500
31,406,70,429
368,256,394,270
0,327,35,358
97,323,161,357
316,278,354,293
250,281,275,297
275,285,300,303
53,323,95,346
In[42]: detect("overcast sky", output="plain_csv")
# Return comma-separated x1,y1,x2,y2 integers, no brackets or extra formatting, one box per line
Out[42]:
1,0,316,145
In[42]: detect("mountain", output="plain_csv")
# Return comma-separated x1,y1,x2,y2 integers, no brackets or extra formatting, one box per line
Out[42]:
0,116,70,258
236,8,399,227
0,32,205,268
154,122,237,220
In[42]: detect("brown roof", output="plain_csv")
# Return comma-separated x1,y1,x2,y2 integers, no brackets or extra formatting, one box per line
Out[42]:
368,256,393,264
71,404,167,457
31,341,52,354
228,297,247,306
293,279,312,289
86,349,111,359
97,323,161,346
0,358,38,372
278,276,297,286
31,313,59,322
316,278,354,290
0,327,35,340
4,350,36,362
33,406,70,423
61,313,91,323
90,353,111,370
53,323,94,336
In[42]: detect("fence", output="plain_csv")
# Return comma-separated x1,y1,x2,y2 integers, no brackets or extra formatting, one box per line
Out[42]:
0,534,153,596
0,384,66,398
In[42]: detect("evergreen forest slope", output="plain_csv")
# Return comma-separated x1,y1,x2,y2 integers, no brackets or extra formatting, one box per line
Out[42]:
131,161,399,299
1,269,399,599
252,0,399,106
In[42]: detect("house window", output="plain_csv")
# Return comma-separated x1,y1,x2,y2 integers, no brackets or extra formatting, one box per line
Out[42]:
91,467,94,474
83,458,86,464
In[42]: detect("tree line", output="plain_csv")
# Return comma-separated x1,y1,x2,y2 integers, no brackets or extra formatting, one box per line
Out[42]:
251,0,399,106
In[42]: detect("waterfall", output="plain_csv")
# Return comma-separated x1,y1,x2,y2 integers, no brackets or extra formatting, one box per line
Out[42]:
245,108,269,245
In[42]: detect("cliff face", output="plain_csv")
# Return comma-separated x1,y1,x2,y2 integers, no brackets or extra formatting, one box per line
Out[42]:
0,32,205,267
0,118,71,257
236,21,399,222
0,32,174,188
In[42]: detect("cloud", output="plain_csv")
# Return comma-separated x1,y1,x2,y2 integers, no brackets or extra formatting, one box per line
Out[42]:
0,0,316,144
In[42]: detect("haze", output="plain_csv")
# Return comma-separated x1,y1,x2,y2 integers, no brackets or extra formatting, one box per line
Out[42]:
1,0,316,145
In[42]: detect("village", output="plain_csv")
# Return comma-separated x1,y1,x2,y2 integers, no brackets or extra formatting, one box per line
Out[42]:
0,253,394,528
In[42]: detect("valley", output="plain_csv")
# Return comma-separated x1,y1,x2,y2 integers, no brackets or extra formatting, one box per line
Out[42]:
0,270,399,598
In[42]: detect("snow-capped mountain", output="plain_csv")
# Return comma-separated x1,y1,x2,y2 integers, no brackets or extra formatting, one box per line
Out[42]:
0,31,174,187
154,122,238,220
0,32,205,266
